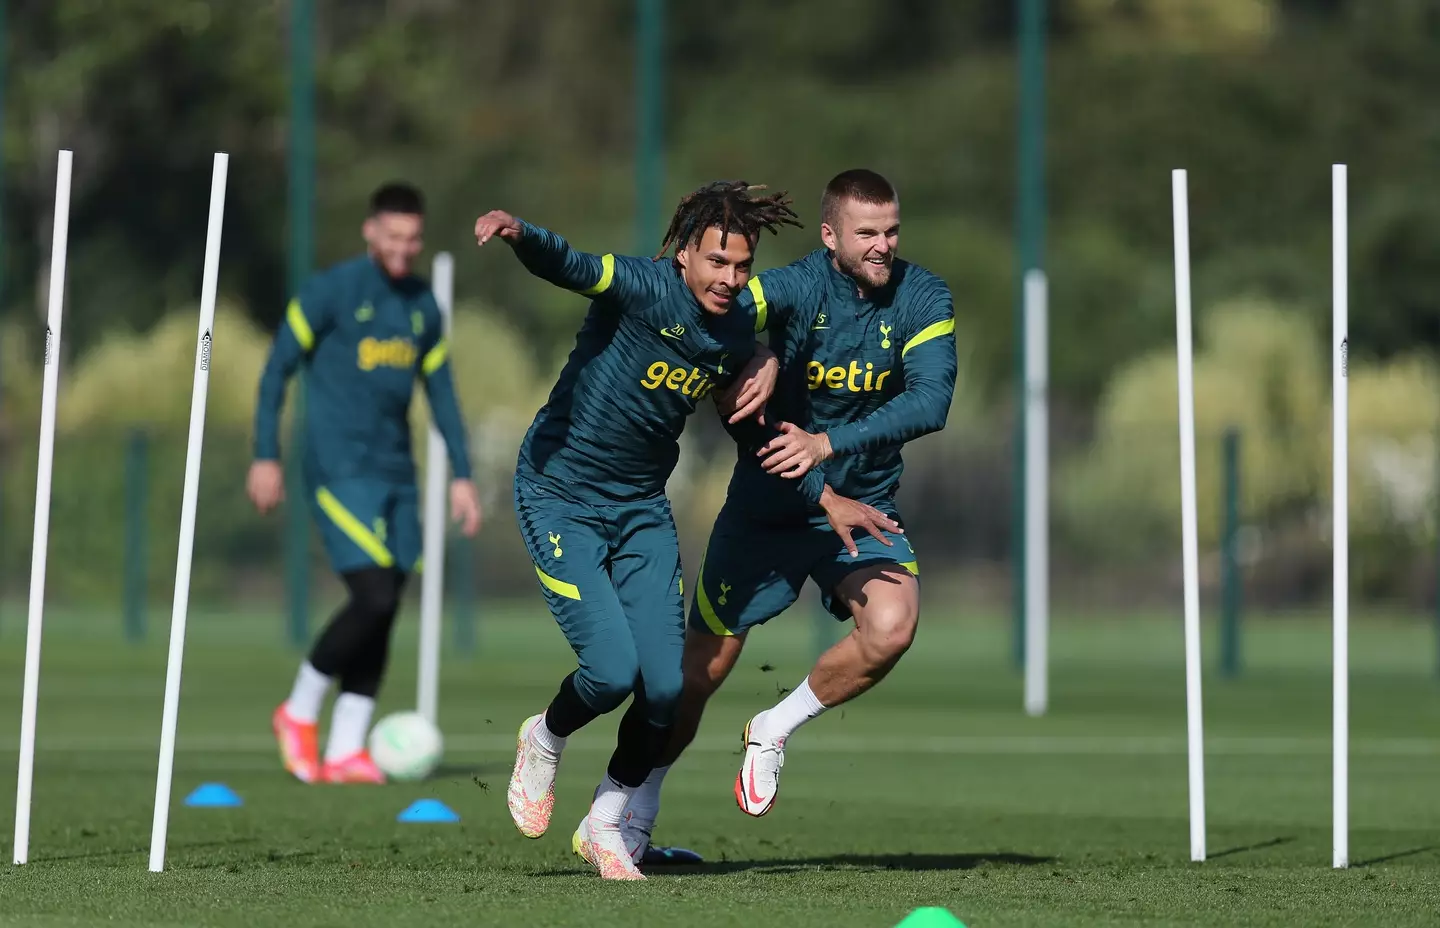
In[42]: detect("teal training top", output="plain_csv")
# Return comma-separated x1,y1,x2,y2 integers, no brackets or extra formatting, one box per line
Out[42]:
722,248,956,523
254,255,472,485
510,220,783,504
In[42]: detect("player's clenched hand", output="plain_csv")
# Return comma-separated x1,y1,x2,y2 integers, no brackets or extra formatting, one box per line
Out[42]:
819,486,901,558
449,478,483,537
246,460,285,514
474,210,523,246
717,345,778,423
759,422,833,478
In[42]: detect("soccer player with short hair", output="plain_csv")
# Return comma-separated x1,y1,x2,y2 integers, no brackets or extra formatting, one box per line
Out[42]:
254,182,482,786
474,181,895,880
616,168,956,862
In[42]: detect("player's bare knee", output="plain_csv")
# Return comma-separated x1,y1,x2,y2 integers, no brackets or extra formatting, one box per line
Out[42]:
855,600,917,665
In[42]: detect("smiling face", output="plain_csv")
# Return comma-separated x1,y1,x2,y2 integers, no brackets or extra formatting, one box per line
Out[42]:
821,197,900,293
363,210,425,279
675,225,756,315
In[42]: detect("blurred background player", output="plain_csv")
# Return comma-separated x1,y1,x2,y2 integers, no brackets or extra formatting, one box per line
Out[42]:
251,182,482,785
621,168,956,859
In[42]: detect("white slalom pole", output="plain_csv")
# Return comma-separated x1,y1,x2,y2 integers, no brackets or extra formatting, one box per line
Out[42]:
149,153,229,873
12,150,73,867
1332,163,1349,870
417,252,454,726
1023,269,1049,717
1172,169,1206,863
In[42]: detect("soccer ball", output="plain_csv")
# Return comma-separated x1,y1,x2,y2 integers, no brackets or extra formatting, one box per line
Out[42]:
367,712,444,781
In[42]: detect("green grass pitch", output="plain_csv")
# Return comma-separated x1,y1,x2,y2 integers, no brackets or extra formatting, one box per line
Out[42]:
0,605,1437,927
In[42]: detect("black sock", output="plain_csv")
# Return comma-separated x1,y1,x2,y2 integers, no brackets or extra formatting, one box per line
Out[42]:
606,683,673,788
544,672,601,738
308,568,405,697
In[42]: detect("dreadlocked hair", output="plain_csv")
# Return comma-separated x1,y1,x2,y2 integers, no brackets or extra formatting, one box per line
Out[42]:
655,181,803,259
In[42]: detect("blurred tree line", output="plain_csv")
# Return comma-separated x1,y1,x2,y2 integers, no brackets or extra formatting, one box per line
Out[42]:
2,0,1438,416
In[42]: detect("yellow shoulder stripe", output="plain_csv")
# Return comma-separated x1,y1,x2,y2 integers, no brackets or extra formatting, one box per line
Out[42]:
421,338,449,376
580,254,616,296
748,277,768,333
315,488,394,567
693,556,735,637
535,566,581,601
286,299,315,351
902,318,955,357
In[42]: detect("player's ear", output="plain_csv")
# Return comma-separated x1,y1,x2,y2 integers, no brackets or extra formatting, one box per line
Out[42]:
820,222,838,251
362,216,377,245
674,246,690,272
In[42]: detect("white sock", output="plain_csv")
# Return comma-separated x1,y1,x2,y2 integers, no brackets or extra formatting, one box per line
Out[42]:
530,713,567,755
590,776,635,828
628,765,670,825
284,662,331,724
325,692,375,761
759,677,827,742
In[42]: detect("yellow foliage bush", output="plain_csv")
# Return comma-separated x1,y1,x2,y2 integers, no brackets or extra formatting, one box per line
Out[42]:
60,304,274,433
1059,299,1440,563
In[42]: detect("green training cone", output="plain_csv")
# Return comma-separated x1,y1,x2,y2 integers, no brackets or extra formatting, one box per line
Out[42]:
894,907,966,928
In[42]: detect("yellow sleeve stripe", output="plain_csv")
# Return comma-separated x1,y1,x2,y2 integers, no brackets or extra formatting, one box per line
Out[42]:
287,299,315,351
421,338,449,376
580,253,616,296
900,560,919,576
748,277,768,333
535,565,581,601
693,556,736,637
902,318,955,357
315,488,394,567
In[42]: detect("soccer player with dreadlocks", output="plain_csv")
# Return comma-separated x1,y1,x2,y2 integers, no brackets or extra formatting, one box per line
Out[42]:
472,182,896,880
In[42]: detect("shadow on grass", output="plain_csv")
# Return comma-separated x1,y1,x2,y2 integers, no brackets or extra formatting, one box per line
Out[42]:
1354,846,1437,868
1209,837,1295,859
540,851,1053,878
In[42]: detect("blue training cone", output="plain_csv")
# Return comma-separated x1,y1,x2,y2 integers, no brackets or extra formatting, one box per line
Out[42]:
184,783,243,807
397,799,460,823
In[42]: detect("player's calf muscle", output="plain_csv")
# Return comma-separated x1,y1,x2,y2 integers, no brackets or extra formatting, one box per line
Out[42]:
659,633,745,764
682,631,745,695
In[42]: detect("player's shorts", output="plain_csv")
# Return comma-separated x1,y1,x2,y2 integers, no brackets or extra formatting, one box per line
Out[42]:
513,473,685,722
687,504,917,637
308,478,421,575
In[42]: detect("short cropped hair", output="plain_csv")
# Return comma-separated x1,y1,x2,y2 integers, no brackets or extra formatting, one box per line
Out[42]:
820,169,898,228
370,182,425,217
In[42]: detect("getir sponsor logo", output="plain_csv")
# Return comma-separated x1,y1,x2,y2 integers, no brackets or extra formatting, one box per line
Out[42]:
807,360,891,393
358,337,418,371
640,360,718,399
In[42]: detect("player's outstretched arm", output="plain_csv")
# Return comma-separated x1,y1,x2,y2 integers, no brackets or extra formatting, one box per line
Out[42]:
250,290,333,513
417,313,481,537
475,210,636,300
